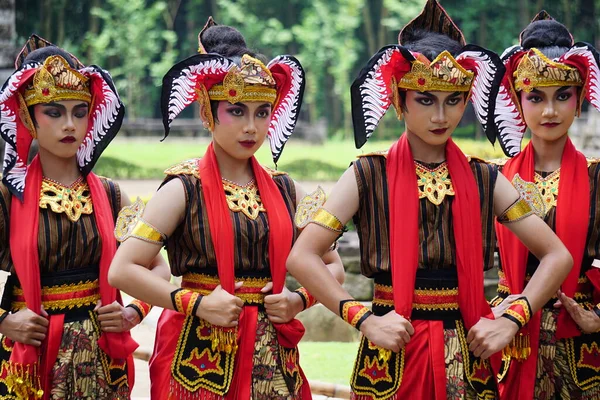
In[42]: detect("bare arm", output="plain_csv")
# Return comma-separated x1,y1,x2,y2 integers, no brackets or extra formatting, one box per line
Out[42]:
467,172,573,359
108,178,243,327
492,173,572,313
287,167,413,352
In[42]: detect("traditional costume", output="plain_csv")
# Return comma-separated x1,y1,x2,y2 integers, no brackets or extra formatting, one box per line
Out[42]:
0,35,146,399
489,11,600,400
143,18,313,400
345,0,512,398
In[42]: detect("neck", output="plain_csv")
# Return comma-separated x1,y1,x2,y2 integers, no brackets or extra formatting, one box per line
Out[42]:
38,148,81,185
530,133,568,172
212,142,254,184
405,129,446,163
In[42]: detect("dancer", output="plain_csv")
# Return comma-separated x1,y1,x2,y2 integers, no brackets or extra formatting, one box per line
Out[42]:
489,11,600,400
109,19,343,400
286,1,573,399
0,35,167,399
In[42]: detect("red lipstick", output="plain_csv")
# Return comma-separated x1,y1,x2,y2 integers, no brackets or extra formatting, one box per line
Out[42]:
60,136,76,143
430,128,448,135
239,140,256,149
541,122,560,128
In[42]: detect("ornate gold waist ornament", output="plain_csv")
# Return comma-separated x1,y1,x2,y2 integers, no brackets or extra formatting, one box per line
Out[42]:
514,48,582,93
222,178,266,220
23,55,91,107
415,162,455,205
39,177,92,222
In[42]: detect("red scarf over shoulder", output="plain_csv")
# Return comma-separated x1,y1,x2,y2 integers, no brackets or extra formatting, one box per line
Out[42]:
496,138,588,399
386,134,499,399
197,143,310,399
8,156,137,399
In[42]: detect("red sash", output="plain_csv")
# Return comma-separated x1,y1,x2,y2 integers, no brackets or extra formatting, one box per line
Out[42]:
8,156,137,398
496,138,589,399
197,143,310,399
387,134,499,399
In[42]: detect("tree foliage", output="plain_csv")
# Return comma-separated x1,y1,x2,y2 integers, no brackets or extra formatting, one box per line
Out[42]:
14,0,600,136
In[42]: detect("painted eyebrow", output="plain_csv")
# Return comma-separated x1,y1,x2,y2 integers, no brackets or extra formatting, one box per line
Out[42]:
41,102,66,111
74,103,89,109
556,86,572,94
415,91,462,100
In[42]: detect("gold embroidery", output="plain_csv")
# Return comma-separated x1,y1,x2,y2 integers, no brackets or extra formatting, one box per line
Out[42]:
511,174,547,218
114,198,167,245
514,48,582,93
12,295,100,311
222,179,265,220
294,186,327,228
587,157,600,167
415,162,455,205
164,159,200,178
357,150,388,158
12,280,98,296
535,169,560,210
39,177,92,222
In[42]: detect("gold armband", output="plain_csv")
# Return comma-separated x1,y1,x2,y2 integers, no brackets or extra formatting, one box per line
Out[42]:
114,198,167,245
294,186,327,228
497,197,533,223
310,208,345,233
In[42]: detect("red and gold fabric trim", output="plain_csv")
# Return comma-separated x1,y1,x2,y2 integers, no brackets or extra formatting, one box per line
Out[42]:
294,287,318,310
181,272,269,306
340,300,372,330
502,297,532,330
373,283,459,311
11,280,100,312
126,299,152,321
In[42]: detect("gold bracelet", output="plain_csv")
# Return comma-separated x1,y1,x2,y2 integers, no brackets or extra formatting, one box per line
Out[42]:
309,207,345,233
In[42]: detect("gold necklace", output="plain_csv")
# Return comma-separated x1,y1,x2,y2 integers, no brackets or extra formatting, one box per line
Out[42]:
222,178,265,220
39,177,93,222
534,169,560,210
415,161,455,206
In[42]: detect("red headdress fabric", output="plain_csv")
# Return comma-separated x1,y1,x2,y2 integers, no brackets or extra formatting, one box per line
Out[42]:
351,44,504,148
0,36,134,397
491,11,600,157
161,52,305,164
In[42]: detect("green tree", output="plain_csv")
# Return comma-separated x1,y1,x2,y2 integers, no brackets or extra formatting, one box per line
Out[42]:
84,0,178,119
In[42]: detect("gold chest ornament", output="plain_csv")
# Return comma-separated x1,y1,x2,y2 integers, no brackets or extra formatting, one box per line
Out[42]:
39,177,92,222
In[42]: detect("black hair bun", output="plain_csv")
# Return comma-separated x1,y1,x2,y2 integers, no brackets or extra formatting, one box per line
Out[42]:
521,20,572,50
202,25,250,58
403,28,462,60
23,46,78,68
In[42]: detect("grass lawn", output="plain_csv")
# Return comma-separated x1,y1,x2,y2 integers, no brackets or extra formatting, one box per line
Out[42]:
97,137,507,180
298,341,359,385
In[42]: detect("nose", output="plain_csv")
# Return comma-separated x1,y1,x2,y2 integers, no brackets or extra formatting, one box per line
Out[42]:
542,101,558,118
64,114,76,132
430,104,447,125
244,117,257,135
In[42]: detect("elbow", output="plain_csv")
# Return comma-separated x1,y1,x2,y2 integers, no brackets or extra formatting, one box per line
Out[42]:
286,249,301,277
560,247,574,276
334,262,345,285
108,259,123,289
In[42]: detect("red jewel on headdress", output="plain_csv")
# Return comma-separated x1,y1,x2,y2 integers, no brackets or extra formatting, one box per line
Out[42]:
229,89,237,97
418,78,426,86
523,78,531,86
42,88,50,96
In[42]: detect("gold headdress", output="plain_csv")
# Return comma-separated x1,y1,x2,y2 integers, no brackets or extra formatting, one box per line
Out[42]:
207,55,277,104
197,54,278,129
514,48,582,93
398,51,474,92
23,55,91,107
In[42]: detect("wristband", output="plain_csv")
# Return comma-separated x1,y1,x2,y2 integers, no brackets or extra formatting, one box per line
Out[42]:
170,288,202,316
501,296,532,329
340,299,372,330
294,287,318,310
